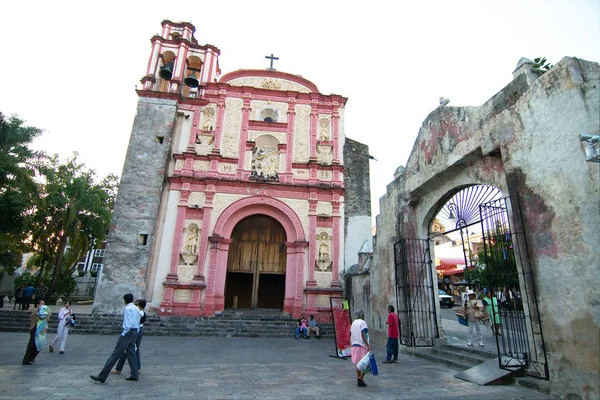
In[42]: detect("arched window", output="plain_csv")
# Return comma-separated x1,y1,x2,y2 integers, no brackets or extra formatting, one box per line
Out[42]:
259,108,278,123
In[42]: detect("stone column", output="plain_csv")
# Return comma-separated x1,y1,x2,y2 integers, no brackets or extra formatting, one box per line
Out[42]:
309,104,318,161
294,241,309,317
166,187,190,282
330,199,342,288
307,199,318,287
203,235,223,316
214,99,226,150
331,110,340,163
285,106,296,183
195,187,215,282
237,97,251,176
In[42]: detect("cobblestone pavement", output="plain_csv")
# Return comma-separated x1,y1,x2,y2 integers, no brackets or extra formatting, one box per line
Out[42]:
0,332,553,400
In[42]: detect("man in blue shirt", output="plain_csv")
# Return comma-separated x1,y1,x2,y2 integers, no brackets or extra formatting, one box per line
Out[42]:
22,284,35,310
91,293,140,383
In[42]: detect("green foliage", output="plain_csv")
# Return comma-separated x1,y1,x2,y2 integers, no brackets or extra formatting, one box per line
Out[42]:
1,110,117,298
14,273,45,289
467,224,519,291
532,57,553,73
30,153,117,297
0,113,43,273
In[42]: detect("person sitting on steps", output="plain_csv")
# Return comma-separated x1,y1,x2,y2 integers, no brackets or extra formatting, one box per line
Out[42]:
295,314,307,339
307,315,321,339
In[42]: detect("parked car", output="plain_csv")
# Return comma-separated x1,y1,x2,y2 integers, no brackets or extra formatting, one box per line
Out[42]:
438,289,455,308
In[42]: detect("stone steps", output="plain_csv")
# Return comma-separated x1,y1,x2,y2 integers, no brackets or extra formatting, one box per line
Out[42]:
410,343,497,371
0,309,334,339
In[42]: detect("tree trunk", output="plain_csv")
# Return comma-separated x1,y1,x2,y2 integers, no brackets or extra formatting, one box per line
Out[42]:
49,234,68,300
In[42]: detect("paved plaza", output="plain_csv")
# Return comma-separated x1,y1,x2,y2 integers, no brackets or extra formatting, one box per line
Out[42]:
0,331,553,400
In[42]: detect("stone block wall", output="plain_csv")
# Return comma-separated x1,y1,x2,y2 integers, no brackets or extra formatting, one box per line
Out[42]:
94,98,178,313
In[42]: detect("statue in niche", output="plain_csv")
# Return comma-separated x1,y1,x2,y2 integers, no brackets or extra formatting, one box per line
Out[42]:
315,232,333,272
202,107,215,131
185,225,199,254
318,118,330,141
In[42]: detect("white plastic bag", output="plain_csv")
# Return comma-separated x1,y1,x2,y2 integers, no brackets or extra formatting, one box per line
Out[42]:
356,351,372,374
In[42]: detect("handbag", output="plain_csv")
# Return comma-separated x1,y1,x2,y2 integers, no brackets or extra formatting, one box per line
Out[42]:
473,310,482,319
368,352,379,376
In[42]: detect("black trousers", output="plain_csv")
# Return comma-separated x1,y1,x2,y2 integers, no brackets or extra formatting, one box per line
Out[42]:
22,327,40,363
97,330,138,381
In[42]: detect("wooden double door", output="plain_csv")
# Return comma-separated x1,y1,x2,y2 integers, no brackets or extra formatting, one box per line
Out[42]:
224,215,286,309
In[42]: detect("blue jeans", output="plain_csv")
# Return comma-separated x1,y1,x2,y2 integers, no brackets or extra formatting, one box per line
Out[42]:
295,327,307,338
386,337,398,362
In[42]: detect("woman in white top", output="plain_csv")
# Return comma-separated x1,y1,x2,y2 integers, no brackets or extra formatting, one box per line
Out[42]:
350,309,371,387
49,301,72,354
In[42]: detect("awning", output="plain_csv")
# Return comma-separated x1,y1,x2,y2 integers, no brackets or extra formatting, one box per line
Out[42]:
443,267,465,276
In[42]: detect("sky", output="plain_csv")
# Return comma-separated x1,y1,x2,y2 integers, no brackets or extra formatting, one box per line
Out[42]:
1,0,599,221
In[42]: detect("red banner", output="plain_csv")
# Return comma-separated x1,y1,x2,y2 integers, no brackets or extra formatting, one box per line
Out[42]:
330,297,352,358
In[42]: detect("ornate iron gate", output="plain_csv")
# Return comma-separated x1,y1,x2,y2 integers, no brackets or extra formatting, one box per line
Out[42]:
479,195,549,380
394,238,438,347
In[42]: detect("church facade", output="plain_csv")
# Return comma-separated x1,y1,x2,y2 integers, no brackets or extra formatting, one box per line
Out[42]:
93,20,372,320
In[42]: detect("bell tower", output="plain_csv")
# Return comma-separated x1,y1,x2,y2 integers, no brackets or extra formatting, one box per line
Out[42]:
140,20,221,94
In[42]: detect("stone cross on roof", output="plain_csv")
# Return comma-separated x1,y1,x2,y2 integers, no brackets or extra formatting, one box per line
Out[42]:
265,53,279,71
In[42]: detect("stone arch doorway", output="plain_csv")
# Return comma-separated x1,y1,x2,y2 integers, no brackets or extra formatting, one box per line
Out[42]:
429,184,503,300
224,214,287,309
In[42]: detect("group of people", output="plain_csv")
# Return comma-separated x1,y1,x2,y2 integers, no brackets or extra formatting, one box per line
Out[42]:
22,300,75,363
294,314,320,339
461,289,503,347
90,294,147,383
349,305,400,388
13,281,49,310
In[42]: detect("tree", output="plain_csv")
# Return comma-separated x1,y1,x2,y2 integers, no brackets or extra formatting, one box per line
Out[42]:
532,57,553,73
465,223,519,292
0,112,43,273
30,153,117,298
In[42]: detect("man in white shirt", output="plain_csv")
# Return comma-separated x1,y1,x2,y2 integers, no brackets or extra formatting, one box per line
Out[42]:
91,293,140,383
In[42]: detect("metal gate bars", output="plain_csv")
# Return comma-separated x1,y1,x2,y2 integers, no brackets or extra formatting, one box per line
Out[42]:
394,238,438,347
479,195,549,380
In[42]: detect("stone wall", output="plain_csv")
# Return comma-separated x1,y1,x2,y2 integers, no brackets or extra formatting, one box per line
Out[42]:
93,97,177,313
343,138,372,275
366,57,599,398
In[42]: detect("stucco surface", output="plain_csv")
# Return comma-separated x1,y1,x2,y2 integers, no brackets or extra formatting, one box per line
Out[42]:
364,57,599,398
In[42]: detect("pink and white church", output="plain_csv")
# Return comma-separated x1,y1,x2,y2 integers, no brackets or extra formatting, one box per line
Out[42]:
93,20,372,321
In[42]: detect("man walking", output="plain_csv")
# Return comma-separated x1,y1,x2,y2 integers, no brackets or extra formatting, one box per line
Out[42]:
382,305,399,364
90,293,139,383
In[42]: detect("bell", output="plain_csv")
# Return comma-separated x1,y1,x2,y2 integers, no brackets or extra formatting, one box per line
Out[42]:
159,62,174,80
184,72,199,87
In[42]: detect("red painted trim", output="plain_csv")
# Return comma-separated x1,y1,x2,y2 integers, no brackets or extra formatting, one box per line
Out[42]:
248,120,288,132
219,69,320,93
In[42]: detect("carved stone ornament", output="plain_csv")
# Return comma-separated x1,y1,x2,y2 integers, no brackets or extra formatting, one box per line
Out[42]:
316,144,333,165
180,253,198,266
261,79,282,90
251,146,279,180
194,134,215,155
